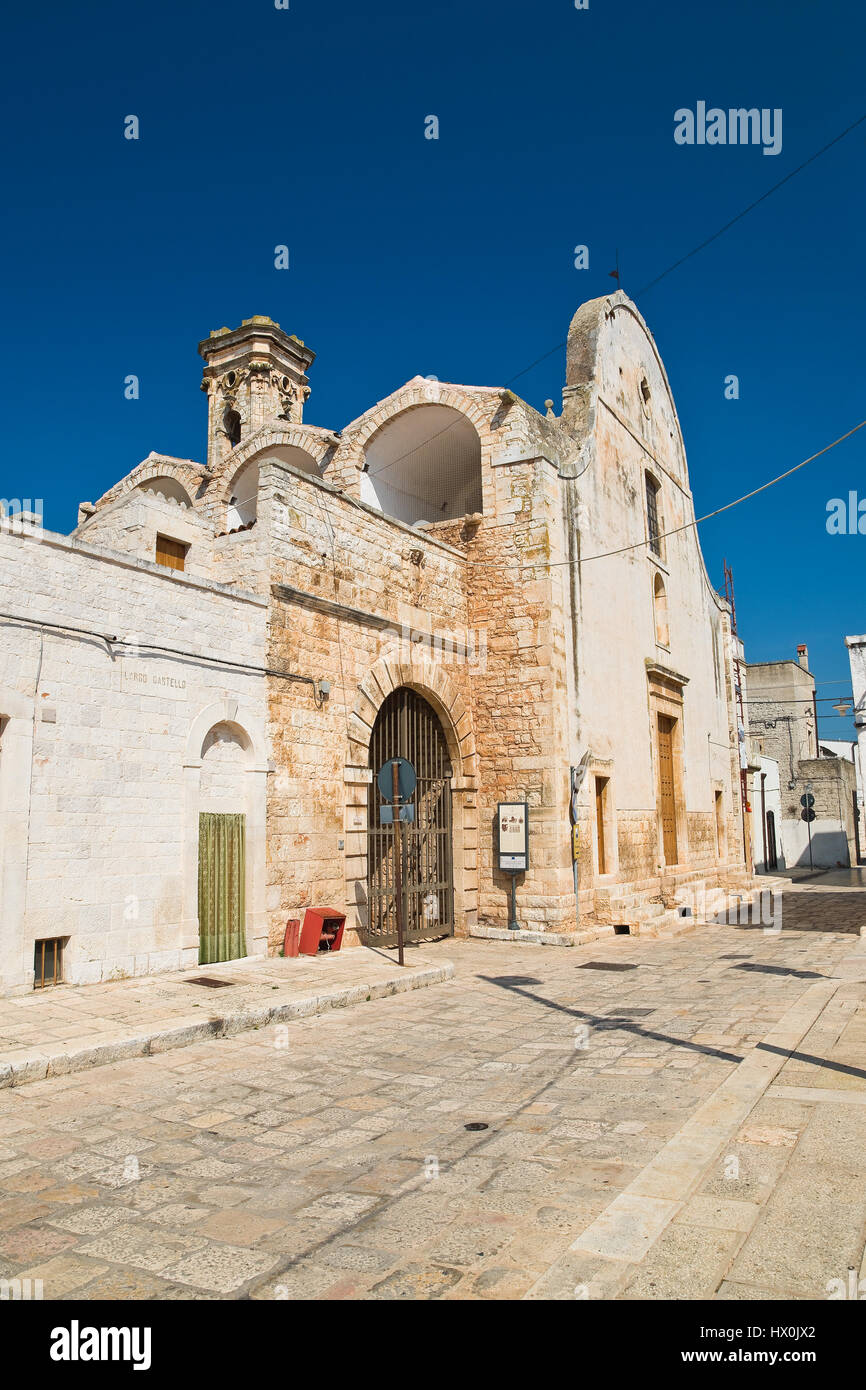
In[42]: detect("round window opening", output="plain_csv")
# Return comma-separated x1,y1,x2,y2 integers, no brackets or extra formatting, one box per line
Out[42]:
226,371,237,388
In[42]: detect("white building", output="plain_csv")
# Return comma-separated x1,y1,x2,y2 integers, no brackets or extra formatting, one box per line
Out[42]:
749,755,785,875
844,635,866,861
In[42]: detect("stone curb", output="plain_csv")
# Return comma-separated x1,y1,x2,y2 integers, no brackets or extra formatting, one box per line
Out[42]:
523,963,854,1300
0,961,454,1090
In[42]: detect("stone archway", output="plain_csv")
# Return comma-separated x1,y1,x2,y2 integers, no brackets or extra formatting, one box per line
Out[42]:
365,686,455,945
182,700,269,963
343,655,478,942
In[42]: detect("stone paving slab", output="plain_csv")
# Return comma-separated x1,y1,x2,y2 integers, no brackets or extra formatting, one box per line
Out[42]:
0,949,453,1090
0,916,861,1301
613,938,866,1300
524,972,849,1298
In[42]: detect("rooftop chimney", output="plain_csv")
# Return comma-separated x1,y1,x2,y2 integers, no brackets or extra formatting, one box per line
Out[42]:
797,644,809,670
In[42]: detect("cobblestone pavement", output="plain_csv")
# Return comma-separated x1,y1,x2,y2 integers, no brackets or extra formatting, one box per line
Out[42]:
1,915,864,1301
775,872,866,934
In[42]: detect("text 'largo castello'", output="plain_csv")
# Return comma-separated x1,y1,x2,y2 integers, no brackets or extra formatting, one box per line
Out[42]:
0,293,752,994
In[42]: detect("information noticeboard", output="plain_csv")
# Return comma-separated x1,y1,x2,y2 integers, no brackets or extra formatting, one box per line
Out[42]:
497,801,528,872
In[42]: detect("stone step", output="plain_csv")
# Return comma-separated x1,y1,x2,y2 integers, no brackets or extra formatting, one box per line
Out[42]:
469,923,621,948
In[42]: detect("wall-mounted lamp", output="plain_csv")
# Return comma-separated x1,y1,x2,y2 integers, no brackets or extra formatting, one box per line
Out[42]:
313,678,332,709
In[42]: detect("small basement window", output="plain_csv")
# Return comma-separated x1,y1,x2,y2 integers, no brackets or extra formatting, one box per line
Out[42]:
156,535,188,572
34,937,65,989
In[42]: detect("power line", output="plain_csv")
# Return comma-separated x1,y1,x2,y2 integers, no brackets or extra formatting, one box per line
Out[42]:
539,419,866,570
0,611,314,685
744,697,853,705
332,109,866,516
506,109,866,387
636,110,866,297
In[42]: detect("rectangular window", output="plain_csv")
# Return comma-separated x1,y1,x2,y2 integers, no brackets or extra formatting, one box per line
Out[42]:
645,474,662,557
156,535,188,571
34,937,64,989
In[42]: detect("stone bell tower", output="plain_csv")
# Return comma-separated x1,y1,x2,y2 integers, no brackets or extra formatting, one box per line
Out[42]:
198,315,316,471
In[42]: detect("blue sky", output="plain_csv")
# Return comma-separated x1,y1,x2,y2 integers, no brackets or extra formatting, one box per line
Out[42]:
3,0,864,735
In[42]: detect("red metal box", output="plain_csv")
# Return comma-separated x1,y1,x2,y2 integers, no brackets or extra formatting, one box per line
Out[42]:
299,908,346,955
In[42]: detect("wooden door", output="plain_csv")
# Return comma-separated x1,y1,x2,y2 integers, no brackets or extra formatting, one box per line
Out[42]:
657,715,679,865
595,776,607,874
198,812,247,964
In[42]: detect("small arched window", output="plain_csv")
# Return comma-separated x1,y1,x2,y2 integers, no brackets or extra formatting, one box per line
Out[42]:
224,408,241,448
653,572,669,647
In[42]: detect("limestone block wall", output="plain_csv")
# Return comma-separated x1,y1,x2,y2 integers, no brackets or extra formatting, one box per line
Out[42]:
745,659,817,782
76,489,218,584
261,460,478,948
466,456,576,930
212,528,269,594
0,527,267,996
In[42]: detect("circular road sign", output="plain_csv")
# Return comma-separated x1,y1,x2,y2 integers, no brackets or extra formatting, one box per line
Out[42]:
377,757,417,803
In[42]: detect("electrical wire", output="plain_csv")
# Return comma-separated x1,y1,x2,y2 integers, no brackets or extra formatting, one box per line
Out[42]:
539,419,866,569
506,110,866,387
0,612,313,685
332,108,866,512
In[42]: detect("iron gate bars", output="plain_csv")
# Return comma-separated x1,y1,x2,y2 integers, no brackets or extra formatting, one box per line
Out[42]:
366,687,455,945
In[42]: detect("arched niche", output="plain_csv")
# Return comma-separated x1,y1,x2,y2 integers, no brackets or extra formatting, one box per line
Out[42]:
182,702,268,963
226,461,259,530
138,476,193,508
361,404,482,526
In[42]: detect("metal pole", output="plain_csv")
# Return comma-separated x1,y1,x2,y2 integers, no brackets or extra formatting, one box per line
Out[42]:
392,760,405,966
570,767,580,926
508,872,519,931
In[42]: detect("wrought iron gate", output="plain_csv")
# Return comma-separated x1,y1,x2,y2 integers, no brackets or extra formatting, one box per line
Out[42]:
366,687,454,945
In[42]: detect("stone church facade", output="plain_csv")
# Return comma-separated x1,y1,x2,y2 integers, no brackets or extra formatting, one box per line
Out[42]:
0,294,749,995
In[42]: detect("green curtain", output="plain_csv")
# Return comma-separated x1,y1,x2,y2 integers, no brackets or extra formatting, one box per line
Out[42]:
198,812,247,964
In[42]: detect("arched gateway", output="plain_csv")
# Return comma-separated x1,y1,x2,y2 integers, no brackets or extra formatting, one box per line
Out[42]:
366,687,455,945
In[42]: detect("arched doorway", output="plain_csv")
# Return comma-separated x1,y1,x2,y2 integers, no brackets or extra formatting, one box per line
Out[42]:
366,687,455,944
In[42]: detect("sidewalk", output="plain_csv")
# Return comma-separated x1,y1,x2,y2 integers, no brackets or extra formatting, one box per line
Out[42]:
0,947,453,1090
